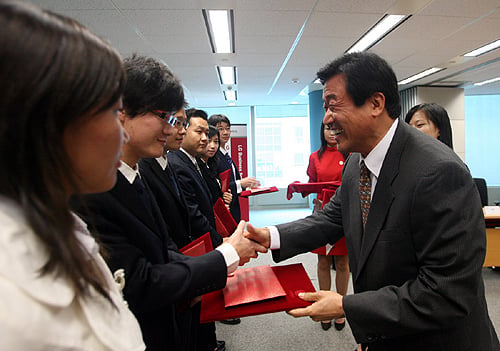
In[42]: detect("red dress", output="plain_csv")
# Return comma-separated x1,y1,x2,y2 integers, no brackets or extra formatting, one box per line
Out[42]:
307,146,347,255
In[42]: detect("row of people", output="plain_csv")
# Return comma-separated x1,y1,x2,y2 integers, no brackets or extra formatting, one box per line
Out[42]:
0,2,264,350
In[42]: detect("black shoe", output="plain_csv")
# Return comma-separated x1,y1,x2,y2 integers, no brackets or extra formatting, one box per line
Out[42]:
334,320,346,331
215,340,226,351
321,321,332,330
219,318,241,325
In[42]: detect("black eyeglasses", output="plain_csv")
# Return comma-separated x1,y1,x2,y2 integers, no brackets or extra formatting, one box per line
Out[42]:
151,110,178,127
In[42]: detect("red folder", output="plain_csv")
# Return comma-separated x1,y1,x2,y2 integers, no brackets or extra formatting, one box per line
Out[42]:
179,232,213,256
240,186,279,197
200,263,315,323
213,197,237,237
286,181,341,200
219,169,231,193
223,265,286,308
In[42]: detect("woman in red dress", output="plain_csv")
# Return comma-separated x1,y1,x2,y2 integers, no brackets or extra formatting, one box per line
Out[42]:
307,122,350,331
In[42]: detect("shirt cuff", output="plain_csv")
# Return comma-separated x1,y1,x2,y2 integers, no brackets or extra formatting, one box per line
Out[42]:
267,226,281,250
216,243,240,274
236,180,243,193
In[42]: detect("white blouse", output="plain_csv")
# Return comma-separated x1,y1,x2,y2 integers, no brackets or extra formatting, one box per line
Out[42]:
0,196,145,350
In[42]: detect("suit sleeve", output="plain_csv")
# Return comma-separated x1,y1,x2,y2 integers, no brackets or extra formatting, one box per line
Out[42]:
73,194,227,314
344,160,486,342
272,184,344,262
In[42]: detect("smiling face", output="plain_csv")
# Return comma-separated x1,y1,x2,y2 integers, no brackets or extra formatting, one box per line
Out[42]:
182,116,208,157
64,99,126,194
202,134,219,160
323,124,338,148
120,111,174,167
166,107,187,151
322,74,377,156
409,110,440,139
216,121,231,146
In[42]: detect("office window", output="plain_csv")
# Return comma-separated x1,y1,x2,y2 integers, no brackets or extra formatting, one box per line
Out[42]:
255,105,310,188
465,95,500,186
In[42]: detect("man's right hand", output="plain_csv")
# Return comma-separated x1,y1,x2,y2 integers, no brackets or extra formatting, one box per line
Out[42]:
244,223,271,249
226,221,268,265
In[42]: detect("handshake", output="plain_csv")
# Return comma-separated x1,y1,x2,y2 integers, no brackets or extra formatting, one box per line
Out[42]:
222,221,271,265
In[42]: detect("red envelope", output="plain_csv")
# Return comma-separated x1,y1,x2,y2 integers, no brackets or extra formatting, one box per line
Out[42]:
219,169,231,193
179,232,213,256
240,186,279,197
223,265,286,308
213,197,237,237
200,263,315,323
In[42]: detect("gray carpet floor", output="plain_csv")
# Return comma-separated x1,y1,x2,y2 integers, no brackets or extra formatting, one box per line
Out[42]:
215,208,500,351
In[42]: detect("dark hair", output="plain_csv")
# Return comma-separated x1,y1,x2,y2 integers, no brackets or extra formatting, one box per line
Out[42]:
208,114,231,127
404,103,454,149
317,52,401,119
122,54,185,117
318,123,328,160
185,108,208,124
0,1,126,301
206,125,221,170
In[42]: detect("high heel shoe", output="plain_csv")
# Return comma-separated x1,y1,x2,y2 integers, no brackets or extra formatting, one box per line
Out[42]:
321,321,332,330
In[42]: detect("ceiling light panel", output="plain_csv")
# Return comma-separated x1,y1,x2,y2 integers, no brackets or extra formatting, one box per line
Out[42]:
464,39,500,57
224,90,237,101
217,66,236,85
474,77,500,86
347,14,408,53
398,67,444,85
203,9,234,54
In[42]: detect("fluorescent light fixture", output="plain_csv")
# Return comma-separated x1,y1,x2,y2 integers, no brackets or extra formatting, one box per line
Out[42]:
313,78,321,84
398,67,444,85
217,66,236,85
223,90,237,101
347,14,407,53
464,39,500,57
203,9,234,53
474,76,500,86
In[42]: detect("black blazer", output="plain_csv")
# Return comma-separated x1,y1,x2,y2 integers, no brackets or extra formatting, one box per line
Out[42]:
71,172,227,351
139,158,193,248
167,150,222,247
214,149,241,222
197,157,223,206
274,122,499,351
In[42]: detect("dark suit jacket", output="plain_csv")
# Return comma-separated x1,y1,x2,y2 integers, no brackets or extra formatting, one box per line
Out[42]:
139,158,193,248
197,157,223,206
214,149,241,222
274,122,499,351
167,150,222,247
71,172,227,351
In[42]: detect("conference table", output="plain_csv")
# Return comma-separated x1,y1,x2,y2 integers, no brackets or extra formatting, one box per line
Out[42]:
483,207,500,267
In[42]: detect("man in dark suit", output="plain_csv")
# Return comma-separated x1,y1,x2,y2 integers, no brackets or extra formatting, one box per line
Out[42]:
168,111,222,248
207,114,259,223
139,106,193,248
139,107,225,351
246,52,499,351
72,55,266,351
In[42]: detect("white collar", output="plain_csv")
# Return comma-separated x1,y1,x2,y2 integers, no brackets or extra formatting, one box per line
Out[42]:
180,148,198,166
360,118,399,179
118,161,140,184
155,155,168,170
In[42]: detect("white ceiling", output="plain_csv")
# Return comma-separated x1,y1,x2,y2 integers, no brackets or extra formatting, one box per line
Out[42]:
30,0,500,108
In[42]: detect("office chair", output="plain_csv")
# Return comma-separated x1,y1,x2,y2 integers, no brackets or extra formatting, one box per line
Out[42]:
473,178,488,207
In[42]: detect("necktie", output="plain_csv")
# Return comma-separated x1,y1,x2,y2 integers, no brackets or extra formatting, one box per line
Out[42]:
359,160,372,229
165,166,181,198
133,174,153,216
224,152,233,166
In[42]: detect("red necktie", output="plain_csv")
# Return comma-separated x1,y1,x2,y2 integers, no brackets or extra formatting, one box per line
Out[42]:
359,161,371,228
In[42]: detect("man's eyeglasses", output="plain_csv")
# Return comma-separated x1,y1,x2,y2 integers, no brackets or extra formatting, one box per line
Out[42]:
151,110,178,127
